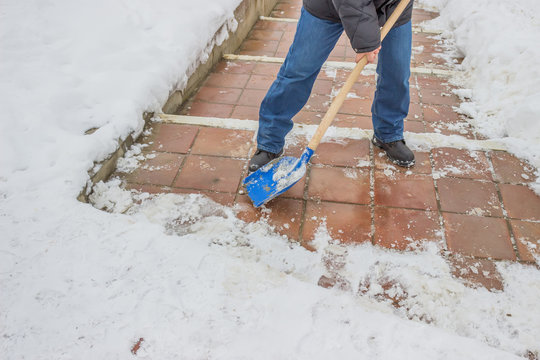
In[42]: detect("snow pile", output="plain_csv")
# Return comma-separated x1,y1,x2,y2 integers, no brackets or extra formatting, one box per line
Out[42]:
0,0,239,200
2,0,540,358
417,0,540,183
84,184,538,359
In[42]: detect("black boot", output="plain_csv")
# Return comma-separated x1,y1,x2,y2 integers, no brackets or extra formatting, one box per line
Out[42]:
249,149,283,172
372,136,415,168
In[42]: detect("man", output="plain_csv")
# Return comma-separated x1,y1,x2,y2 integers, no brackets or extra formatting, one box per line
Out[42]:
249,0,415,171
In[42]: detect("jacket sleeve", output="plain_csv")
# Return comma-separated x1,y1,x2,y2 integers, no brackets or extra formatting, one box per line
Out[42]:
332,0,381,53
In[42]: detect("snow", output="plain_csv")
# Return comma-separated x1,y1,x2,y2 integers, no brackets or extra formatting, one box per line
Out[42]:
1,0,540,359
417,0,540,192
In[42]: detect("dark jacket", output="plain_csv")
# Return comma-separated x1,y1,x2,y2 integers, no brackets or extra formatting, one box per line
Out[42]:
303,0,413,53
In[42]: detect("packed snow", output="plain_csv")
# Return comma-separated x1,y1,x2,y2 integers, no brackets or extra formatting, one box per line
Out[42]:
1,0,540,359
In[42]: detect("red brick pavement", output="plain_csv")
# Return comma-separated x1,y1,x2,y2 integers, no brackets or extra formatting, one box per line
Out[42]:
110,1,540,290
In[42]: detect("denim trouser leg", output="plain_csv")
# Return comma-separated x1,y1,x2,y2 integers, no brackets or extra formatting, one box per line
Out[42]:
257,8,343,154
371,21,412,143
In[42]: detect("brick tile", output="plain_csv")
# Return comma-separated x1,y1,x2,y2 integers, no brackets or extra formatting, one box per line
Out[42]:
193,87,242,104
413,9,438,19
333,114,373,129
252,63,281,76
274,2,301,11
420,89,460,107
337,33,348,46
374,171,437,210
408,103,423,120
422,44,445,55
204,73,249,88
412,33,439,46
275,50,290,59
327,55,345,62
447,256,504,291
410,87,420,103
404,120,425,133
423,104,460,123
413,53,447,67
231,105,259,120
283,138,308,158
280,31,295,44
416,75,452,91
246,74,274,90
191,127,254,158
443,213,515,260
350,83,375,99
249,29,284,41
169,188,236,206
240,39,278,54
253,20,291,32
184,101,234,118
126,184,235,206
305,93,331,113
312,139,370,167
302,201,371,248
173,155,244,193
339,97,372,116
374,207,440,250
345,48,358,61
245,50,284,57
411,152,433,174
125,152,184,187
425,120,475,139
281,174,306,199
312,79,334,95
238,89,267,106
146,124,198,153
276,40,293,55
374,149,431,175
500,184,540,221
490,151,536,184
293,110,322,125
235,195,303,240
432,148,492,180
438,178,503,217
125,183,171,195
329,45,346,58
511,220,540,262
271,6,301,18
213,61,255,74
308,166,370,204
318,275,351,290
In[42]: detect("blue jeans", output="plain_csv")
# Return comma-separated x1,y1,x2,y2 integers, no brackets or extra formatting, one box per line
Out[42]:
257,8,412,154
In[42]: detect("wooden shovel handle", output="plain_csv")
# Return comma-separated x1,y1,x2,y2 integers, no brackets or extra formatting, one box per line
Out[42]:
307,0,412,151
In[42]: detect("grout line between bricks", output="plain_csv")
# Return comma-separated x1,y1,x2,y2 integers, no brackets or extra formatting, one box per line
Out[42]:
486,151,522,261
223,54,460,77
159,114,509,152
297,164,311,246
369,139,376,245
234,132,258,203
169,128,200,188
426,145,449,250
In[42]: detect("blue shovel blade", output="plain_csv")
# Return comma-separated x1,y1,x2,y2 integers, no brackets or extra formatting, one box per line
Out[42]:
243,148,314,207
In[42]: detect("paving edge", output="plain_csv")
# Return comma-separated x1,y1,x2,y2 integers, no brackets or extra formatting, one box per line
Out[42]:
223,53,460,77
78,0,280,203
159,114,509,152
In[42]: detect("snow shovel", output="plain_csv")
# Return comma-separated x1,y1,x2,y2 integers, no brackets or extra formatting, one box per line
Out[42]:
243,0,412,207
